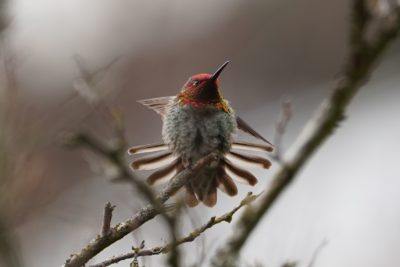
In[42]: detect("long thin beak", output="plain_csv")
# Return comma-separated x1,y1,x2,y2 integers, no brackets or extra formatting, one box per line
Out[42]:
210,61,230,82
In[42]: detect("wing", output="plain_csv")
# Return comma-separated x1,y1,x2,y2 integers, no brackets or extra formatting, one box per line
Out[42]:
137,96,175,117
138,97,272,144
236,116,273,145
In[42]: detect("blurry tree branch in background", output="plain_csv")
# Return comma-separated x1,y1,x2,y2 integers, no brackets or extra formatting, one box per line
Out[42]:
67,132,160,205
0,1,46,267
69,56,165,209
60,1,400,267
0,221,21,267
0,56,24,267
211,1,400,266
273,100,292,162
306,240,328,267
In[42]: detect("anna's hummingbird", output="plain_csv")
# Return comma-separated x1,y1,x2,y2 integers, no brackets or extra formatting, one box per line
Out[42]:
128,61,273,207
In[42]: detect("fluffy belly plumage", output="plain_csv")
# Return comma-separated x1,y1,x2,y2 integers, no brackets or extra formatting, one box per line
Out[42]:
162,104,236,166
161,103,236,206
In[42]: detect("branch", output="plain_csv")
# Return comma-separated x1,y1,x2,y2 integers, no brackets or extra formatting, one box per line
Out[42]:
63,152,219,267
273,100,292,161
0,216,22,267
87,192,259,267
212,2,400,266
101,203,115,236
166,202,182,267
307,239,328,267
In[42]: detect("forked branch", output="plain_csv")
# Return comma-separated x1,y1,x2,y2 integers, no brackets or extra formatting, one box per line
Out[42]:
63,152,219,267
88,193,258,267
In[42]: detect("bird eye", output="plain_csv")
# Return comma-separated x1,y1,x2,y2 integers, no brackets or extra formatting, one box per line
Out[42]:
192,80,200,86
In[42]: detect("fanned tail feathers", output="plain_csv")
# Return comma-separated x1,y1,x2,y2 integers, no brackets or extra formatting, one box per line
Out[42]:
128,143,168,154
223,158,258,186
130,152,177,171
146,158,182,186
217,167,238,197
202,178,217,207
128,141,272,207
232,141,273,153
185,183,199,207
226,151,272,169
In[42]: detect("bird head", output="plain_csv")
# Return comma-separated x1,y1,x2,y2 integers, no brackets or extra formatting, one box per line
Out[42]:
178,61,230,111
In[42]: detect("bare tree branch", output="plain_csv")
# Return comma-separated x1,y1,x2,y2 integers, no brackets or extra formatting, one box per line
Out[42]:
211,2,400,266
63,152,219,267
101,202,115,236
0,217,22,267
166,202,183,267
88,192,259,267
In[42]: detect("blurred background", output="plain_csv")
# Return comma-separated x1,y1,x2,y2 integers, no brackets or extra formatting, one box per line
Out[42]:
0,0,400,266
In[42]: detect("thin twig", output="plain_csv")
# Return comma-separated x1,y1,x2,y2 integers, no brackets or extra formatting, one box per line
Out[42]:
101,202,115,236
72,54,122,131
129,241,145,267
212,2,400,266
63,152,219,267
273,100,292,161
166,200,184,267
306,239,328,267
87,192,259,267
281,262,297,267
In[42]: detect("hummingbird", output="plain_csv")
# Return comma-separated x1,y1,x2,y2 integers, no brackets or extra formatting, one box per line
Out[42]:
128,61,273,207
